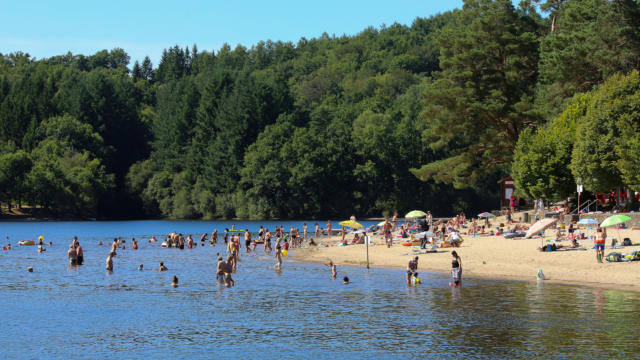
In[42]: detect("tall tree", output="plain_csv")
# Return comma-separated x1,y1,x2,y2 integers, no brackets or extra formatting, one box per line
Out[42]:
412,0,542,188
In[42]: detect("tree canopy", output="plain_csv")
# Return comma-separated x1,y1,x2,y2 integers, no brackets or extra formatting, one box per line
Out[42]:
1,0,640,218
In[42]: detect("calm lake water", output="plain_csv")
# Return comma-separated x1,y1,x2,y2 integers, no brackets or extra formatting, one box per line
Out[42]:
1,220,640,359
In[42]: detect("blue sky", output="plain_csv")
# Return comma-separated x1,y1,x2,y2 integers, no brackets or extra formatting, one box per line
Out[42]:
1,0,463,66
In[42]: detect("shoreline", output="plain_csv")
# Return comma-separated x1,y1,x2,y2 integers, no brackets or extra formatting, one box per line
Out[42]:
292,254,640,293
291,223,640,293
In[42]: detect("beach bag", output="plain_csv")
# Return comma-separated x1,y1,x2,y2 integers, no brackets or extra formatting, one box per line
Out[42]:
622,238,632,246
606,252,622,262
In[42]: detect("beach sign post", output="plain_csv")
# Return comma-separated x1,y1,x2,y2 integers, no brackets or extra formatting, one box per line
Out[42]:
365,234,369,269
576,177,583,213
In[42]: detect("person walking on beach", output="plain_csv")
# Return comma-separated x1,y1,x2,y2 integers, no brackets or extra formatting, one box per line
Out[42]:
383,219,393,248
451,251,462,287
315,223,320,238
407,256,418,285
393,212,398,231
326,220,332,237
595,228,606,263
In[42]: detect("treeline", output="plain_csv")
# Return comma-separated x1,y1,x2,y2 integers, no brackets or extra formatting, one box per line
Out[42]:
1,0,639,218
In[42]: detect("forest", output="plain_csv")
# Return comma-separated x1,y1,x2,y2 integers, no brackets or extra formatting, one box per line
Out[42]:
0,0,639,219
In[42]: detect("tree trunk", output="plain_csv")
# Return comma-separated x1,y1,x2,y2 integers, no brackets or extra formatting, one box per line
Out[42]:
551,15,557,33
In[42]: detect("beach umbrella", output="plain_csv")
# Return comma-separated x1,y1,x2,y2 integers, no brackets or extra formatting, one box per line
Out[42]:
339,220,363,229
600,214,631,243
405,210,427,218
577,218,598,225
525,218,558,239
377,221,386,227
477,212,495,218
600,214,631,228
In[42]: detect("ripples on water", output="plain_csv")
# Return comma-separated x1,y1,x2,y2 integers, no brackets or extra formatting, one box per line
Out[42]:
0,221,639,359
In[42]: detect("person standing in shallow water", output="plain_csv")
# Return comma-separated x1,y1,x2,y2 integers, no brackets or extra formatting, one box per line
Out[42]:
106,252,115,272
451,251,462,287
75,242,84,265
68,245,77,265
275,244,283,269
326,260,337,280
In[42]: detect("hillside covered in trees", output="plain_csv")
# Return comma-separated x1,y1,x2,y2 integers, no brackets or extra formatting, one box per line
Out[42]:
0,0,639,219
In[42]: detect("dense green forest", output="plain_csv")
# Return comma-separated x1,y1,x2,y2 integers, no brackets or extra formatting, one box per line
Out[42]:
0,0,639,219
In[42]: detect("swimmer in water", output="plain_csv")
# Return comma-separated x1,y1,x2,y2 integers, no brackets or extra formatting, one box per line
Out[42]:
138,264,144,271
343,276,349,284
28,267,33,273
159,262,168,271
171,275,179,287
149,236,157,243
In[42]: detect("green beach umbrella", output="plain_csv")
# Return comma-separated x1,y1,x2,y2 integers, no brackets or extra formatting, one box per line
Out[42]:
405,210,427,219
600,214,631,228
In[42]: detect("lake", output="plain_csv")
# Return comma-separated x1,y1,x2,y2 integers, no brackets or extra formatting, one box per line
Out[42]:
1,220,639,359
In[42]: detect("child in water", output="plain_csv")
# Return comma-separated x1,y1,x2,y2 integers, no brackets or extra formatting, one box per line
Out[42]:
326,260,337,280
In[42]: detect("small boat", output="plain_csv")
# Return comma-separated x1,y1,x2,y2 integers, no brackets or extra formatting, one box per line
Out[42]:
18,240,36,246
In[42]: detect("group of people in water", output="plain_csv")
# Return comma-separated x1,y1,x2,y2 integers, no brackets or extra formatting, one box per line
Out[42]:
19,218,465,288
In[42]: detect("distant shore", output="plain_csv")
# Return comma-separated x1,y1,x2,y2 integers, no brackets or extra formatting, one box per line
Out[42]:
292,214,640,292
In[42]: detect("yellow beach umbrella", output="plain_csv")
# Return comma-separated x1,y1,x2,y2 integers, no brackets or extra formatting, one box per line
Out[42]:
339,220,363,229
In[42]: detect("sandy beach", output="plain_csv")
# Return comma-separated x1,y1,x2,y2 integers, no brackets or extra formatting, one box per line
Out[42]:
294,216,640,291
